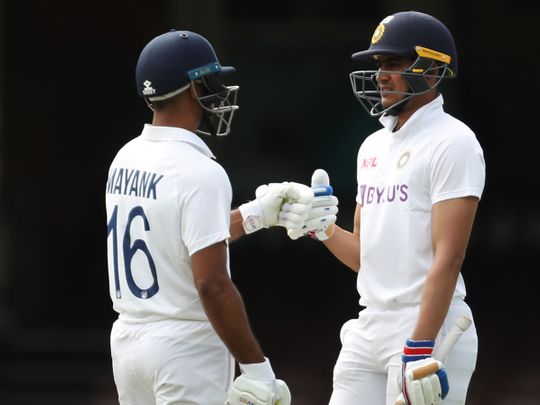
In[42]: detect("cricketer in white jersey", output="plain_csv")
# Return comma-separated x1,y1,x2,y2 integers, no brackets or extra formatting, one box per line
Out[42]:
106,124,232,322
355,95,485,309
290,11,490,405
108,29,300,405
330,95,485,405
106,124,235,403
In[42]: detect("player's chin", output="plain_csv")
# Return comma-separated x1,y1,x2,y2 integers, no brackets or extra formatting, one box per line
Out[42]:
381,94,402,109
381,96,397,108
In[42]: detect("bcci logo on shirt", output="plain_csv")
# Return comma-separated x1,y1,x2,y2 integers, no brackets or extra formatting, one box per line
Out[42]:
397,151,411,169
142,80,156,96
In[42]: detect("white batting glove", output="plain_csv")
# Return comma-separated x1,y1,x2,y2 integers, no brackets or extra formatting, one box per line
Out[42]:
287,169,338,241
239,182,313,234
395,339,449,405
239,182,289,234
225,358,291,405
278,182,314,230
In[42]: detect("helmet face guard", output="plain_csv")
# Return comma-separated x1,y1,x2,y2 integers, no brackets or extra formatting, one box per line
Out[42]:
194,74,239,137
350,56,451,116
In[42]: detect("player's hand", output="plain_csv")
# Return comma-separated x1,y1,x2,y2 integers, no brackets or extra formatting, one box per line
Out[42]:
287,168,338,241
278,181,314,230
225,358,291,405
395,339,449,405
225,376,291,405
239,182,313,234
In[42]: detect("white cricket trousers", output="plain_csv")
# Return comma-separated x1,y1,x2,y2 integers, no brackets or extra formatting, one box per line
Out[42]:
111,318,234,405
329,299,477,405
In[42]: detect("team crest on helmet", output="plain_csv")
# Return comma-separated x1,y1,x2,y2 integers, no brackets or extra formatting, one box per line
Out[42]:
371,15,394,44
371,24,385,44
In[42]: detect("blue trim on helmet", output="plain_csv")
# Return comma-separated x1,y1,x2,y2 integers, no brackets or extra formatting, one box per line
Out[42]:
188,63,221,80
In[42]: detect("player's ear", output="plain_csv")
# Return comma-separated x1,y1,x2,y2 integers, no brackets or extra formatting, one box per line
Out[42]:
189,80,206,101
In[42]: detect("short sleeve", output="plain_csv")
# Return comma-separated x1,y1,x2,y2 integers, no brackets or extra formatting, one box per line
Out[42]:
430,130,486,204
181,163,232,255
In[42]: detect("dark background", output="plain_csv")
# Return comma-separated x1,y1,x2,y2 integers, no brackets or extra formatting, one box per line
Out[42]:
1,1,538,404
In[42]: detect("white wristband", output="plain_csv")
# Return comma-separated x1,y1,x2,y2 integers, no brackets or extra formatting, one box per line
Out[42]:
238,200,265,234
239,357,275,382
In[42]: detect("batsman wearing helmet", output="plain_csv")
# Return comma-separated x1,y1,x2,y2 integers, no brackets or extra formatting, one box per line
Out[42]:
287,11,485,405
105,30,311,405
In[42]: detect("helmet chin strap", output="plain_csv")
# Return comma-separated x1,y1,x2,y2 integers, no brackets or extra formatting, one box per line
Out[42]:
385,101,407,116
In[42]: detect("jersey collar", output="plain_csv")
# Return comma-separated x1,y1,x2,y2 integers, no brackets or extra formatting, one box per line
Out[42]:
378,94,444,133
140,124,216,159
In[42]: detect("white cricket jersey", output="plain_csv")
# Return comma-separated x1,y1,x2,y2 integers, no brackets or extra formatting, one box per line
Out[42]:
355,95,485,308
105,124,232,323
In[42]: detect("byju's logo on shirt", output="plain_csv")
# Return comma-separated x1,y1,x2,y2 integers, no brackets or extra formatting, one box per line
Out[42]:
358,183,408,205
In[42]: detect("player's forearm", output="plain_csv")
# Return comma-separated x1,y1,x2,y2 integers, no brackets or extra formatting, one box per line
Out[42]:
229,209,246,242
412,260,462,340
413,197,479,339
198,277,265,364
322,224,361,272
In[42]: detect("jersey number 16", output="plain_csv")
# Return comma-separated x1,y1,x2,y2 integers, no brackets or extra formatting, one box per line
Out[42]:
107,205,159,299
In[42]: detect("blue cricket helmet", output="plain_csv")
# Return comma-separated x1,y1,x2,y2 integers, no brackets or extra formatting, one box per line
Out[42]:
135,30,239,136
352,11,457,77
350,11,458,117
136,30,235,100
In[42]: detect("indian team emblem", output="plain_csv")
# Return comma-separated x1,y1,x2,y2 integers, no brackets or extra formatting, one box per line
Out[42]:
371,24,385,44
397,151,411,169
372,15,394,44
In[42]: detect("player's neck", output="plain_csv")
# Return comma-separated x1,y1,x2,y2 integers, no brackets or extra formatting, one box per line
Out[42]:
152,100,202,133
152,114,198,133
151,92,202,133
395,91,438,131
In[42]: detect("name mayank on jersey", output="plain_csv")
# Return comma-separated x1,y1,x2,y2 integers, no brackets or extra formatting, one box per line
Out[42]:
106,167,164,200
